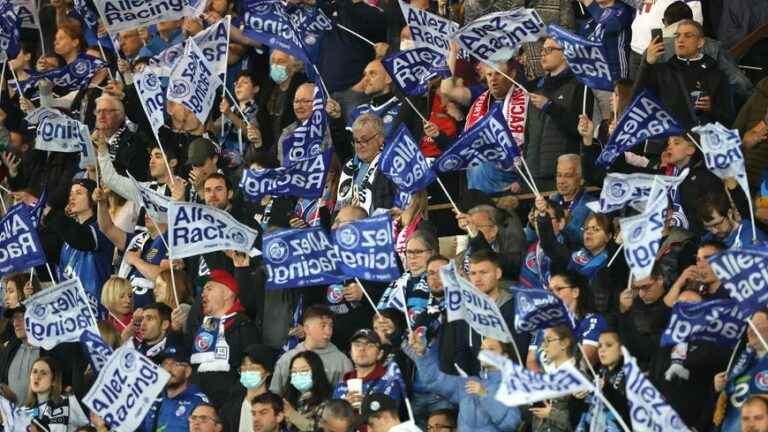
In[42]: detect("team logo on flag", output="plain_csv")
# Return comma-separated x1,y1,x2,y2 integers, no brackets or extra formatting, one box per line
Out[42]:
336,225,360,249
266,239,290,264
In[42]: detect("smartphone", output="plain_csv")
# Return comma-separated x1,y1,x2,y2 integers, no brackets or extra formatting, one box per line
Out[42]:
651,28,663,42
531,401,546,408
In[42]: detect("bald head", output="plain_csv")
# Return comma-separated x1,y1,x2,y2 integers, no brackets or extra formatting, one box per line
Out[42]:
293,83,315,122
362,60,392,96
332,206,368,229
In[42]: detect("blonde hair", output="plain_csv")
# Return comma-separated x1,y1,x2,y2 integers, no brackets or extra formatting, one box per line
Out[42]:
100,277,132,313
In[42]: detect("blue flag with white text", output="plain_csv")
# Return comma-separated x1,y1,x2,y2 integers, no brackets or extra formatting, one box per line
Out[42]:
79,329,114,374
597,89,683,167
0,205,47,277
240,149,331,201
381,47,451,96
282,78,327,164
708,248,768,317
263,227,343,290
19,53,105,93
511,287,573,333
661,299,745,347
0,0,21,61
332,214,401,282
379,124,436,193
547,24,613,91
243,0,310,63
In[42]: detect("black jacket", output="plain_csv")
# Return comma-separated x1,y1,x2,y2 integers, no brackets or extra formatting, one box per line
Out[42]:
257,72,309,152
107,127,151,182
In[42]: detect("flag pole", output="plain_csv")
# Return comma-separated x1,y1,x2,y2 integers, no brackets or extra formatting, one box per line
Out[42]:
607,244,624,267
143,205,179,308
337,24,376,47
725,328,745,376
45,263,56,283
353,277,382,319
0,61,6,105
591,388,632,432
7,63,25,98
402,96,428,123
95,39,115,81
582,84,588,116
748,318,768,353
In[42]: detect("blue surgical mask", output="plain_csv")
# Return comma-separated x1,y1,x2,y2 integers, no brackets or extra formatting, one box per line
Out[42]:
270,64,289,84
239,371,263,389
290,371,313,392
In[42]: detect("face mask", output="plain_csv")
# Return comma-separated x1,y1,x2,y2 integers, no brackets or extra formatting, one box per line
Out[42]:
400,39,416,51
270,64,289,84
290,371,313,392
240,371,263,389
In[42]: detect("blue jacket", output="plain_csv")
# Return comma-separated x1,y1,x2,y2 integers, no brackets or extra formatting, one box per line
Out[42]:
525,189,595,249
140,384,209,432
408,347,521,432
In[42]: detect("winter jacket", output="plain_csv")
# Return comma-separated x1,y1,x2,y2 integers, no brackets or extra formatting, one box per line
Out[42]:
525,188,596,251
734,78,768,186
655,228,697,289
270,342,353,395
103,127,151,182
332,362,406,401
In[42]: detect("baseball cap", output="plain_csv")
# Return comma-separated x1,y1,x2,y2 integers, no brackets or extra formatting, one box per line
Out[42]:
186,137,218,167
349,328,381,346
361,393,398,420
197,269,239,297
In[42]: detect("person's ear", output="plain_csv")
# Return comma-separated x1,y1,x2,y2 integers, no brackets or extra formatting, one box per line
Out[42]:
227,189,234,201
495,266,502,281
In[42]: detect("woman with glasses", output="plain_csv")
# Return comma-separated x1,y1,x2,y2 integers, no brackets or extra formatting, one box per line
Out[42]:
23,357,89,432
281,351,333,431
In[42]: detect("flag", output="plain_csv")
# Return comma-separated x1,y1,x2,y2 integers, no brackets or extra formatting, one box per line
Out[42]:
151,17,230,78
0,0,21,61
435,104,520,173
73,0,99,30
281,78,327,164
262,227,344,289
0,395,32,432
128,174,171,222
167,202,260,259
93,0,206,34
586,171,687,214
440,261,513,342
240,149,331,201
8,0,36,29
133,69,166,140
707,248,768,317
22,278,99,350
19,53,105,93
242,0,310,63
622,347,690,431
83,345,170,432
511,287,573,333
332,214,401,282
80,329,115,374
0,205,47,277
693,122,751,213
379,124,436,193
398,0,458,56
480,350,594,406
281,294,304,353
24,107,64,125
381,47,451,96
547,24,613,91
619,188,667,280
35,116,91,153
661,299,745,347
167,39,222,125
452,9,545,64
597,89,684,167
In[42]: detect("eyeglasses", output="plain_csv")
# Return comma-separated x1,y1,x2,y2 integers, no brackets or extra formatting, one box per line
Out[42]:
405,249,430,256
353,133,380,146
542,337,561,345
540,47,563,55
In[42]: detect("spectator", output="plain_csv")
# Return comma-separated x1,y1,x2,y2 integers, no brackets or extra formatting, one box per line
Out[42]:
618,266,670,370
92,94,150,181
251,392,286,432
665,240,728,305
427,409,458,432
530,325,580,431
24,357,89,432
522,198,566,290
282,351,333,431
257,50,308,153
138,20,183,58
271,306,353,395
100,276,135,335
218,70,261,170
347,60,402,140
154,269,194,334
221,344,276,432
576,330,630,429
136,302,184,361
742,396,768,432
456,204,525,280
361,393,403,432
377,230,434,320
318,399,357,432
698,190,768,248
275,83,332,167
188,403,224,432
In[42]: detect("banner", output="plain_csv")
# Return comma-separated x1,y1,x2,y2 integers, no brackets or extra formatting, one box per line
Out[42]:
452,9,545,64
167,39,222,124
128,174,170,222
242,0,310,63
597,89,683,167
20,53,105,93
622,347,690,431
94,0,206,34
693,122,751,212
133,69,165,139
285,2,327,69
240,149,331,201
281,78,327,164
512,287,573,333
398,0,459,56
480,350,594,406
661,299,745,347
0,0,20,61
35,116,90,153
263,227,343,289
80,329,115,374
83,345,170,432
586,171,687,214
435,104,520,173
619,188,667,280
707,248,768,316
167,202,260,259
0,205,47,277
24,107,64,125
379,124,436,193
22,278,99,350
440,262,513,342
381,47,451,96
332,214,400,282
547,24,613,91
151,16,230,78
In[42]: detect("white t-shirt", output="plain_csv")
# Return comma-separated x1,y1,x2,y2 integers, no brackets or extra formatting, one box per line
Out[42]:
630,0,703,54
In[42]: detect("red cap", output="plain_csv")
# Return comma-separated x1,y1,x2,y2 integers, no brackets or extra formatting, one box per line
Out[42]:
206,269,239,297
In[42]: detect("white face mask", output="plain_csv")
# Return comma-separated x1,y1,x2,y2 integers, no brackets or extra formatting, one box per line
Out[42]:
400,39,416,51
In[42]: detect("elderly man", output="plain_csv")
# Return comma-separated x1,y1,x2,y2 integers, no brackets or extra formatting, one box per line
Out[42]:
456,204,526,280
335,113,396,215
93,94,150,180
275,82,333,166
347,59,402,140
118,29,144,63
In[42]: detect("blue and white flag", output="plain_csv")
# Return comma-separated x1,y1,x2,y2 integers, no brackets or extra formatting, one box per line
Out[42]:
151,16,230,78
167,202,260,259
79,329,115,374
128,174,170,222
133,69,166,140
263,227,343,290
73,0,98,29
19,53,105,93
435,104,520,173
398,0,459,56
708,248,768,317
547,24,613,91
0,395,32,432
586,171,687,214
0,205,47,277
242,0,310,63
0,0,21,61
240,149,331,201
480,350,594,406
381,47,451,96
452,9,545,64
167,38,222,124
83,345,170,432
623,347,690,431
693,122,752,214
9,0,36,29
285,2,328,70
661,299,745,347
441,261,513,342
333,214,400,282
35,116,91,153
619,189,667,280
281,79,327,164
22,277,99,350
511,287,573,333
24,107,64,125
597,89,683,167
379,124,436,193
94,0,206,34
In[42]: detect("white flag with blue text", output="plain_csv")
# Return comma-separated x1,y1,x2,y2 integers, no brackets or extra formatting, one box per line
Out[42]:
128,174,170,223
398,0,458,56
167,38,222,125
134,69,166,140
168,202,260,259
693,122,751,212
452,9,545,64
94,0,207,34
619,185,667,280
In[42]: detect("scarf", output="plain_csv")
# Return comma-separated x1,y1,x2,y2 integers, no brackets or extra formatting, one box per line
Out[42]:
568,248,609,279
465,85,528,151
117,231,153,289
663,164,690,229
191,306,242,372
337,154,381,215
